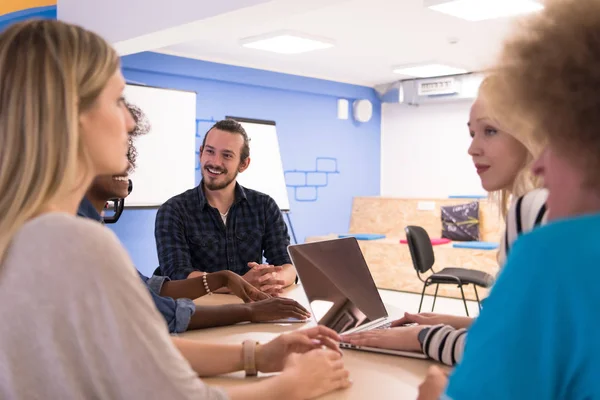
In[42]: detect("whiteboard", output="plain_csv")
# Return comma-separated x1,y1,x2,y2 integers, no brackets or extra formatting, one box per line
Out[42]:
228,118,290,211
123,84,196,207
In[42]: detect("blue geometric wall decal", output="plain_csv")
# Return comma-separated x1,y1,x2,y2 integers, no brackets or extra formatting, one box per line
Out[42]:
306,171,328,187
284,157,339,202
286,171,307,187
316,157,339,173
296,186,318,202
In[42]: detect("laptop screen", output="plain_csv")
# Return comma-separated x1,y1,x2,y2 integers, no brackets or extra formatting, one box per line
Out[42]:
288,237,388,334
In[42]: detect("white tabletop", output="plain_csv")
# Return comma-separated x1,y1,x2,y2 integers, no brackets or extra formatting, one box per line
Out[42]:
181,285,433,399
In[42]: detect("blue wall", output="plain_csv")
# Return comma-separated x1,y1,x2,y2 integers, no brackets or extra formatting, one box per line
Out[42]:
112,52,381,276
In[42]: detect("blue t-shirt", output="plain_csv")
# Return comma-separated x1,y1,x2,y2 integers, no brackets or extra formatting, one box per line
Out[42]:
444,213,600,400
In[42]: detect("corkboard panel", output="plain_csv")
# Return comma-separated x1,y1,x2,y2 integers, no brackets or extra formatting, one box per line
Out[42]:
348,197,503,243
305,235,499,302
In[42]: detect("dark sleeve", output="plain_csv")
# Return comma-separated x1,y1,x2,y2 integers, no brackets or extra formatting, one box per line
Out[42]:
155,202,194,280
262,196,292,266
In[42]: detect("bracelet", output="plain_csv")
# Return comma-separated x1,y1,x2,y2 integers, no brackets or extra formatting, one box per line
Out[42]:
242,340,259,377
203,272,212,295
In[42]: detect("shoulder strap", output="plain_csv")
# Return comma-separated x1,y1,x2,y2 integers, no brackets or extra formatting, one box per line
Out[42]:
533,203,547,227
515,195,524,235
505,195,525,258
504,223,510,257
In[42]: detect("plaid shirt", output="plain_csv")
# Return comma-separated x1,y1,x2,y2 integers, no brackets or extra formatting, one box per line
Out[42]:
155,182,291,280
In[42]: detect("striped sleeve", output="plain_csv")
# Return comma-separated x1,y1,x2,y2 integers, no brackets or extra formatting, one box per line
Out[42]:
497,188,549,268
421,324,467,366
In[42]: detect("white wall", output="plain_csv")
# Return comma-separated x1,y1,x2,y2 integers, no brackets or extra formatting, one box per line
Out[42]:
381,100,486,198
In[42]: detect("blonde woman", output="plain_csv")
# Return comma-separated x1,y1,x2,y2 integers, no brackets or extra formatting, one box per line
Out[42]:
421,0,600,398
0,20,349,399
341,75,546,366
474,76,546,266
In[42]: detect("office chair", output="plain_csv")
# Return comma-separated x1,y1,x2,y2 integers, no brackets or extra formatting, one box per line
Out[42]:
405,225,495,316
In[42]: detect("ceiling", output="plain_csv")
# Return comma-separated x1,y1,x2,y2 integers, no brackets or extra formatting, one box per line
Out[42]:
156,0,524,87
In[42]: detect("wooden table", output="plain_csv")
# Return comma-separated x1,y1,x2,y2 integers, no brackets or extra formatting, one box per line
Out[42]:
181,285,434,399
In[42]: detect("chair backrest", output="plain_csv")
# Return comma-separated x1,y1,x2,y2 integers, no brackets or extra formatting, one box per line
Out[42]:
405,226,435,274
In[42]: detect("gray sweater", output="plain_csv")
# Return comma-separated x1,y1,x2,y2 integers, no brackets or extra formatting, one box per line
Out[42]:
0,213,228,400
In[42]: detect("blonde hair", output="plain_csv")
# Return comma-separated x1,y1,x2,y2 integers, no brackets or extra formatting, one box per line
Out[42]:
489,0,600,189
0,20,119,262
476,75,545,218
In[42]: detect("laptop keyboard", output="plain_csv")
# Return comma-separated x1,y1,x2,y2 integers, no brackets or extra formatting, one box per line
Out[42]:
374,322,392,330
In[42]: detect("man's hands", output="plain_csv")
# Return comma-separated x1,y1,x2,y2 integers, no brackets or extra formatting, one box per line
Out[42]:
256,326,342,373
244,262,285,296
417,366,450,400
391,312,474,330
340,324,424,352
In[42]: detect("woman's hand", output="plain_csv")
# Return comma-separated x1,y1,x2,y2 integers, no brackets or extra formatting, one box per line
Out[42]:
280,349,351,400
247,298,311,323
340,325,424,352
215,270,270,303
417,366,449,400
256,326,341,373
392,312,474,330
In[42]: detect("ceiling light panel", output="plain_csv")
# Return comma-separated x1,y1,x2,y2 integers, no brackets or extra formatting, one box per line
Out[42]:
425,0,544,21
241,32,334,55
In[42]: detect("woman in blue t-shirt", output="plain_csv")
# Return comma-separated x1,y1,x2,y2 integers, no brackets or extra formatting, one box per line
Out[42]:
418,0,600,398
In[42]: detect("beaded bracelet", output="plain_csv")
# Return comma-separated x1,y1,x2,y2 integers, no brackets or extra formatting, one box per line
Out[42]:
203,272,212,295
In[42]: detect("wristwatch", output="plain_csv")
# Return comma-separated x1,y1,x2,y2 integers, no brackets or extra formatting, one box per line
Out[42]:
242,340,259,377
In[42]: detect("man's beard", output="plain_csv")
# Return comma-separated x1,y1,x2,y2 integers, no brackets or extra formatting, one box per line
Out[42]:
202,166,239,191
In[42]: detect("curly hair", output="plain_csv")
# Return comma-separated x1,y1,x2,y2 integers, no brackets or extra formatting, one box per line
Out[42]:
124,100,151,172
490,0,600,186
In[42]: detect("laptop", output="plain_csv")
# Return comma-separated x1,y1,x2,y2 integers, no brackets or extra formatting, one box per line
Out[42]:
287,237,427,359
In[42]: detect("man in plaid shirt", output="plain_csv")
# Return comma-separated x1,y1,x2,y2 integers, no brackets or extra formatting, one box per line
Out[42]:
155,119,296,296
